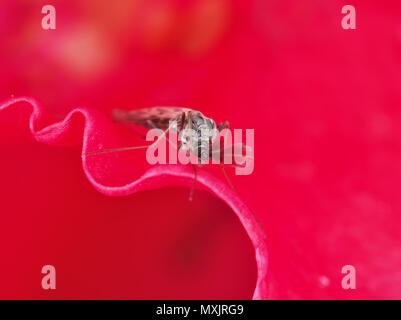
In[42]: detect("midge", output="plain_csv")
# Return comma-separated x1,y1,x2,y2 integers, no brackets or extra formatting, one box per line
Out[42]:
84,107,254,200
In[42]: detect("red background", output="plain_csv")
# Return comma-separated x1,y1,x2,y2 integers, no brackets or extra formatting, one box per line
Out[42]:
1,0,401,299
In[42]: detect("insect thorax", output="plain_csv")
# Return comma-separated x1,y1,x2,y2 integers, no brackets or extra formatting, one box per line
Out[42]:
179,111,217,161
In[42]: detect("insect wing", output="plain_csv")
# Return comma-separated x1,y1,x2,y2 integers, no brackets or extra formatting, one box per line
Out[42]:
113,107,191,130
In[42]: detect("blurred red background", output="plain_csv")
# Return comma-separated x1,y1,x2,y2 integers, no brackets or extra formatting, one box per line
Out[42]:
1,0,401,299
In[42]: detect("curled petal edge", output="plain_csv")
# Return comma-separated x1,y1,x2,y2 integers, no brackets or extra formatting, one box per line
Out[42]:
0,96,269,299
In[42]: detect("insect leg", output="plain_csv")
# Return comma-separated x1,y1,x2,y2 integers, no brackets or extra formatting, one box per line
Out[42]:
220,162,236,192
84,145,149,156
217,121,229,131
188,161,198,202
84,118,178,156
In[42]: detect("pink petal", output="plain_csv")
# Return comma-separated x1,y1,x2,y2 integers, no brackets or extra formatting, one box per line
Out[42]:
0,96,268,299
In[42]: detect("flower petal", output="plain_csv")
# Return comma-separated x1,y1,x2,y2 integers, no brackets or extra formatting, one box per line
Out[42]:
0,96,268,299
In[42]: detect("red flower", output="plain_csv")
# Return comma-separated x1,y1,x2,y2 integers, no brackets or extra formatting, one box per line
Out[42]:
0,96,266,299
2,0,401,299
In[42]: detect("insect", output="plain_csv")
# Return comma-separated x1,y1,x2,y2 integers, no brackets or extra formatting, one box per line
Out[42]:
84,106,265,237
84,107,245,200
